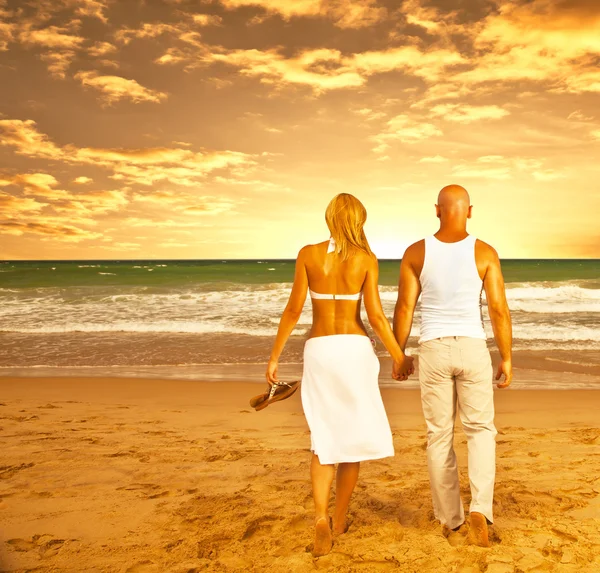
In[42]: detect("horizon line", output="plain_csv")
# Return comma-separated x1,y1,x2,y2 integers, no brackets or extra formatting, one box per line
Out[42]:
2,258,600,263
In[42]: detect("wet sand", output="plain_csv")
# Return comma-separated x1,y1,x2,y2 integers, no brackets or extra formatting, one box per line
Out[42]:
1,378,600,572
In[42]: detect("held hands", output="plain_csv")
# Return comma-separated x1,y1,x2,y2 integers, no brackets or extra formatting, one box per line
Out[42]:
392,355,415,382
495,359,513,389
266,358,279,387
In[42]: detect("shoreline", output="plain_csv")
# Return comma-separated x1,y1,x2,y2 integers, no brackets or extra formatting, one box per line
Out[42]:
2,376,600,420
2,351,600,389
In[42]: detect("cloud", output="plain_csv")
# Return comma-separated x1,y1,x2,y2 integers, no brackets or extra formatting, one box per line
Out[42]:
1,1,110,76
12,19,84,78
0,119,262,189
370,114,442,152
124,217,199,228
560,70,600,95
532,170,566,182
218,0,386,29
115,23,186,45
130,15,464,95
131,193,238,220
568,110,594,122
0,191,48,213
0,13,15,51
353,46,464,81
191,14,223,26
0,170,130,217
40,51,77,78
133,190,187,205
18,24,84,50
451,155,565,182
475,1,600,60
353,108,386,121
209,44,466,94
73,0,112,24
13,173,72,200
57,189,130,215
419,155,448,163
87,41,117,57
591,130,600,141
0,219,103,241
451,165,512,181
323,0,387,29
180,196,238,216
213,177,291,192
213,47,365,93
429,104,509,123
74,176,93,184
451,0,600,95
75,71,168,105
0,119,63,159
158,240,191,248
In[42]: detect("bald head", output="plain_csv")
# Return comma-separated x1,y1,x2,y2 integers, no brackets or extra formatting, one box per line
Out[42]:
435,184,472,228
437,184,470,209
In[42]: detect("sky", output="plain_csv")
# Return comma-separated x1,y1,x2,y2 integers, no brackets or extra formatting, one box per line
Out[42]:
0,0,599,260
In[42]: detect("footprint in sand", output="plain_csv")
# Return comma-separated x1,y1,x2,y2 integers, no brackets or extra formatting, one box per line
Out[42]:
242,515,282,540
0,462,35,479
204,451,246,462
125,561,160,573
288,514,310,532
6,535,68,558
105,449,138,457
117,483,185,499
10,415,40,422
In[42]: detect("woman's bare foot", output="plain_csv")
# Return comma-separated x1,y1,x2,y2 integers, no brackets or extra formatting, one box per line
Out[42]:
332,516,352,536
312,516,333,557
468,512,491,547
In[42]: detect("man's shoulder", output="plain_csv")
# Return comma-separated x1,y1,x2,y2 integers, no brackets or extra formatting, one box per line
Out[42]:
404,239,425,258
402,240,425,274
475,238,499,261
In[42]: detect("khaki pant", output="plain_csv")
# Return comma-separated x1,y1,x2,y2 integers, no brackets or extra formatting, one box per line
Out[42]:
418,336,497,529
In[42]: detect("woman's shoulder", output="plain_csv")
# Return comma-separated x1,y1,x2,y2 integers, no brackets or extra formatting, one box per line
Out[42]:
298,241,328,256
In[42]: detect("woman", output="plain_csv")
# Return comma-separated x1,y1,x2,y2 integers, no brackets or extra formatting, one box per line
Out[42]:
266,193,414,556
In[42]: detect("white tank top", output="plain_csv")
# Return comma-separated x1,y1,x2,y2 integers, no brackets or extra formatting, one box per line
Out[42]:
419,234,486,343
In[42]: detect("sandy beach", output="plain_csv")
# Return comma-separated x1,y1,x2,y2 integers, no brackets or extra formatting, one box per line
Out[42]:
1,378,600,573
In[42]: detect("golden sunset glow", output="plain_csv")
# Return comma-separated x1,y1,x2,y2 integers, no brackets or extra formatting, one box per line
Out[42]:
1,0,599,259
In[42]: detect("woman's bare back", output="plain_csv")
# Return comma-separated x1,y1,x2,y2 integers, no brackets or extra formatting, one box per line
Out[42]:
304,241,371,339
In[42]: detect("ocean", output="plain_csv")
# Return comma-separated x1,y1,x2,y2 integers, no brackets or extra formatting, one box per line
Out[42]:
1,259,599,387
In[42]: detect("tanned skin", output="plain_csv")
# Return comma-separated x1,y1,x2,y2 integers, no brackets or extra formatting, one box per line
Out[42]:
392,184,513,547
392,184,513,386
266,240,414,548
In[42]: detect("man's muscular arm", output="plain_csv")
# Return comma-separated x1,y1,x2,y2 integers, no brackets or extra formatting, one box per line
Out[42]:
481,242,513,388
392,241,423,380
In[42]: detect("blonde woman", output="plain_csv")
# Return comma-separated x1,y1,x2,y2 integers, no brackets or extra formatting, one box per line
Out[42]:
266,193,414,556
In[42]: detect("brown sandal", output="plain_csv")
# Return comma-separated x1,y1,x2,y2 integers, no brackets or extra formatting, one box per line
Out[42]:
250,380,300,411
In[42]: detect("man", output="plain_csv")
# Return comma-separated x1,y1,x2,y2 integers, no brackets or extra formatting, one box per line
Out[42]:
392,184,512,547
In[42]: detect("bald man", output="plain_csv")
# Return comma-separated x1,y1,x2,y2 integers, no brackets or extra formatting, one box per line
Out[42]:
392,184,512,547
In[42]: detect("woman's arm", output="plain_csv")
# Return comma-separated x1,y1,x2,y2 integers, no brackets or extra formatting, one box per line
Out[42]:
266,247,309,385
362,256,414,377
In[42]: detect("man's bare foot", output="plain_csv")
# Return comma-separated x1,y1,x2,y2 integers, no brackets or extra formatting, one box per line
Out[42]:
312,517,332,557
332,516,352,536
468,512,491,547
442,523,467,546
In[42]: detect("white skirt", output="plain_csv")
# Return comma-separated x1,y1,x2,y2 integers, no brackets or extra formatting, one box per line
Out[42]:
301,334,394,464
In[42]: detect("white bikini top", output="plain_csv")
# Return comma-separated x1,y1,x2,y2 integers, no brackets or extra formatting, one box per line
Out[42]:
309,238,363,301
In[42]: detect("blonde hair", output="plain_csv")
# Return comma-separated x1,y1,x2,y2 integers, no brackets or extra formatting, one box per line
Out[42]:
325,193,374,260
